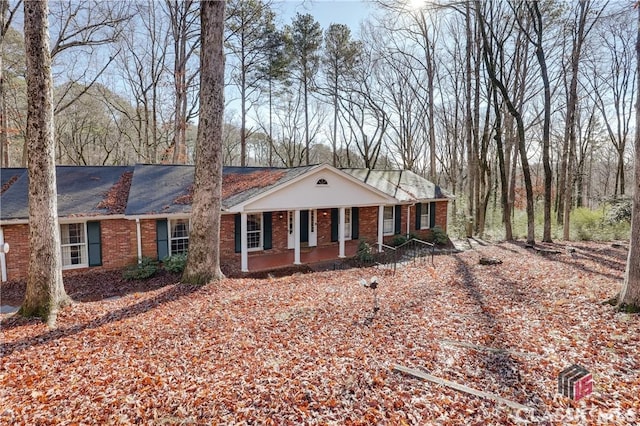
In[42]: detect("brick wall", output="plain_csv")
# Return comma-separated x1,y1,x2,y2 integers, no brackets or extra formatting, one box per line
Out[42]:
3,224,29,281
2,219,138,281
1,201,449,280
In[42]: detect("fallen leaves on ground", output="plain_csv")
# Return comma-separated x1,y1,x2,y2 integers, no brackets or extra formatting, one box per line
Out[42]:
1,241,638,425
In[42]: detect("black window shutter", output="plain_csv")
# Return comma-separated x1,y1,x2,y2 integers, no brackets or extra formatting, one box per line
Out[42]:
156,219,169,260
394,205,402,234
351,207,359,240
234,214,241,253
415,203,422,230
330,208,339,242
87,221,102,266
263,212,272,250
430,202,437,228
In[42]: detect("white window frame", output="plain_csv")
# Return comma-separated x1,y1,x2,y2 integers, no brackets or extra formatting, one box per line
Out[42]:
60,222,88,269
247,213,263,251
383,206,395,236
169,218,190,255
420,203,430,230
344,208,352,240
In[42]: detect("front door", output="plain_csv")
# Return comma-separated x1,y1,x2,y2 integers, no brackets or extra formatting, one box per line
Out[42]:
287,210,318,249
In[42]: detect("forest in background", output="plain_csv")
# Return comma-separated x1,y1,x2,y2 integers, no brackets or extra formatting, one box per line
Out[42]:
0,0,636,241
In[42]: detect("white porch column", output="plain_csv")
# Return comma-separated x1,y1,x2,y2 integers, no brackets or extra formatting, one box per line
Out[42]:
294,209,301,265
377,205,384,252
338,207,346,258
407,204,412,236
241,212,248,272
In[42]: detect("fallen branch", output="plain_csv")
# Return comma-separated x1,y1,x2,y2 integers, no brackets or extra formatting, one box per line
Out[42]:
393,364,533,412
439,339,537,359
524,244,561,255
479,257,502,265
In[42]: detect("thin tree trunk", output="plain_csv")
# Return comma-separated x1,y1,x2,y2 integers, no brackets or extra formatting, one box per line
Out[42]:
181,0,225,285
19,0,70,327
617,4,640,310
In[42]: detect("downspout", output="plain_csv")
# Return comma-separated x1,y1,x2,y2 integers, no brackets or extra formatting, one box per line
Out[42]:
136,218,142,264
0,227,6,282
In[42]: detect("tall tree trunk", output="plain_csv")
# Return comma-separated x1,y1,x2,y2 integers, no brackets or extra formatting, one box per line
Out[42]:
528,1,553,242
493,90,512,240
465,1,475,234
19,0,70,327
181,0,225,284
617,4,640,311
477,0,535,244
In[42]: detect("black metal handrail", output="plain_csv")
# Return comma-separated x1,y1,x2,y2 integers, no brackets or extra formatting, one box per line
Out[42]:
395,237,435,267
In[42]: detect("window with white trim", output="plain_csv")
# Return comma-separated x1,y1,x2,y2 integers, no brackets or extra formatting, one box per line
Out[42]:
247,213,262,250
60,223,87,268
170,219,190,254
383,206,395,235
420,203,430,229
344,208,352,240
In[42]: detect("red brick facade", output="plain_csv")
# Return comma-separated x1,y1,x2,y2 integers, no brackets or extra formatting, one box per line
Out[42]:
1,201,448,280
2,219,138,281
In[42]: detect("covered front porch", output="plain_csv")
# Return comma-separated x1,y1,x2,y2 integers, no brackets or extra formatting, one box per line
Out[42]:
247,240,360,272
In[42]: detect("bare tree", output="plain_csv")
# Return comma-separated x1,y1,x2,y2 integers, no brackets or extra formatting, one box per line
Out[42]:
557,0,605,240
226,0,275,166
476,0,536,244
181,0,226,285
166,0,199,164
18,0,132,165
511,0,554,242
616,2,640,311
589,9,636,198
19,0,70,327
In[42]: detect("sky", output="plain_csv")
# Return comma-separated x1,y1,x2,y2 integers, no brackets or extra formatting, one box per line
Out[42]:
273,0,375,34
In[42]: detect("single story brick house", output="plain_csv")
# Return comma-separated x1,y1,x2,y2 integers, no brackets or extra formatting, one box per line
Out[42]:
0,164,451,281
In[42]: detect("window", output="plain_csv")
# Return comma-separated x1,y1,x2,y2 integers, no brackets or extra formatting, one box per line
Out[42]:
420,203,430,229
383,206,395,235
316,178,328,185
247,214,262,250
344,208,352,240
61,223,87,268
170,219,189,254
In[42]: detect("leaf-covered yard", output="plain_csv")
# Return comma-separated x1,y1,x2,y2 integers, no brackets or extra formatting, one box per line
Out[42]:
1,241,639,425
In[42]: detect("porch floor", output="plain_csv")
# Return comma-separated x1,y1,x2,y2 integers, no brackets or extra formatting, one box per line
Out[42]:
248,240,360,272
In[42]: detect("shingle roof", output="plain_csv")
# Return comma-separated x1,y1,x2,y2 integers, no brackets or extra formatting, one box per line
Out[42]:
1,168,25,195
124,164,315,215
341,169,452,202
1,164,452,221
1,166,134,221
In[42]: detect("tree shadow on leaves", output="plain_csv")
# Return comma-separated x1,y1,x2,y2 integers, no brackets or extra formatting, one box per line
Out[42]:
0,283,202,358
451,256,541,410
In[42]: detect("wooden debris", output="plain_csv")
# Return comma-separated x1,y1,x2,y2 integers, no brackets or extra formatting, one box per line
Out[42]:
393,364,533,412
525,245,562,256
479,257,502,265
439,339,536,359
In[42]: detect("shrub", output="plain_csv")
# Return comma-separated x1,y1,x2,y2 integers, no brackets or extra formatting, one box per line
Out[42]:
606,197,632,224
571,207,602,241
391,235,408,247
430,226,449,246
356,240,374,264
122,257,159,280
163,253,187,273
